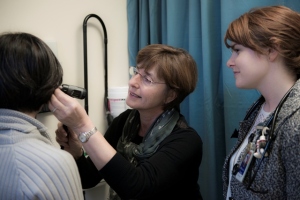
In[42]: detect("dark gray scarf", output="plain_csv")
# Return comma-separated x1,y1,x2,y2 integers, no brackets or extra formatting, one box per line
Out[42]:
117,108,179,165
110,108,179,200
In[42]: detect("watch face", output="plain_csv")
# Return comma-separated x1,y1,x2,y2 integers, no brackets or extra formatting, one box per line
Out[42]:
79,134,87,143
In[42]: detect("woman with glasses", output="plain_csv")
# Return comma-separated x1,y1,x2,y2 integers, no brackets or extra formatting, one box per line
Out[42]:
51,44,203,200
223,5,300,200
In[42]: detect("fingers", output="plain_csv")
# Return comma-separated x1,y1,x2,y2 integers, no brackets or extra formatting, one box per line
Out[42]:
55,122,69,145
48,88,64,113
55,123,84,159
67,127,78,141
56,139,69,149
50,88,95,141
49,89,80,127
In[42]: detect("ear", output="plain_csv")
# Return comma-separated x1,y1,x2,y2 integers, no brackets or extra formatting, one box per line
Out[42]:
165,89,177,104
268,48,279,62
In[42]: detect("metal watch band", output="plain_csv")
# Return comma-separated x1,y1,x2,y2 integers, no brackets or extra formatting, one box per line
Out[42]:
78,127,97,143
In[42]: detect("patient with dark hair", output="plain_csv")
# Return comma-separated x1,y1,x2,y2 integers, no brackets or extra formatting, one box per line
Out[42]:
0,32,83,200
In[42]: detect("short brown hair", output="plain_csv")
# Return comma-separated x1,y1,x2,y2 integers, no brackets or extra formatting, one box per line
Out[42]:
224,5,300,76
136,44,198,110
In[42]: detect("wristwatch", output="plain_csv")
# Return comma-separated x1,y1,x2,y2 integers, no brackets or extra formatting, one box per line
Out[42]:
78,127,97,143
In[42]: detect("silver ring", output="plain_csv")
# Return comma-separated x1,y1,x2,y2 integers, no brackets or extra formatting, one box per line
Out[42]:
52,107,58,113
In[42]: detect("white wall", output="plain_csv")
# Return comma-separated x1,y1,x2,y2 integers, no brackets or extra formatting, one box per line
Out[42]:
0,0,129,143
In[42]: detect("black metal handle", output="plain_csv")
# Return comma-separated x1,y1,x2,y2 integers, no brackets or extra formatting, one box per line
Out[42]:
83,14,108,115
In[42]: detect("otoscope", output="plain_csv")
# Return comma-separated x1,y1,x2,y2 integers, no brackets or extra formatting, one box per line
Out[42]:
59,84,87,149
39,84,87,113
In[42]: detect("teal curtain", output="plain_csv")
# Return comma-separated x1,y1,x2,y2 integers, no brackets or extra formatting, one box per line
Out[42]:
127,1,300,199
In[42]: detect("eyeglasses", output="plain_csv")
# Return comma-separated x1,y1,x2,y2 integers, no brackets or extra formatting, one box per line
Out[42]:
129,66,165,86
